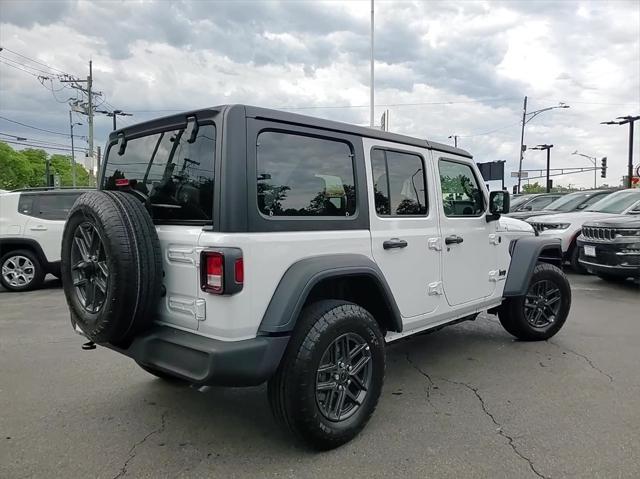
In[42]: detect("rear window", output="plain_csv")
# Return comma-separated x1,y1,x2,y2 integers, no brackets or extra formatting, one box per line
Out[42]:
103,124,216,223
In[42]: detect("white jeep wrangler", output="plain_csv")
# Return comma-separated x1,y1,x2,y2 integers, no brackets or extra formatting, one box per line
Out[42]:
61,105,571,449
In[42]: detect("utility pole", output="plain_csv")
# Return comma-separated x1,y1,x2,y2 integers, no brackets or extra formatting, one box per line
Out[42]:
69,112,82,187
531,144,554,192
448,135,458,148
370,0,374,128
87,60,94,174
516,98,569,193
601,115,640,188
96,109,133,130
517,96,527,194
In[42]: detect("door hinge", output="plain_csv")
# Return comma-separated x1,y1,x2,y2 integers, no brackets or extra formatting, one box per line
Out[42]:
489,234,501,245
428,281,443,296
488,270,506,282
428,238,442,251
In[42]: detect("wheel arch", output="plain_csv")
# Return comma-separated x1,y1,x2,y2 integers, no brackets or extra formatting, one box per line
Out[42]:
503,236,563,297
258,254,403,336
0,238,49,269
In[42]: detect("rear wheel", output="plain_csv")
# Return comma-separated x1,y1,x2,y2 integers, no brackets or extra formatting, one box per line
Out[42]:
499,263,571,341
268,300,385,450
0,249,44,291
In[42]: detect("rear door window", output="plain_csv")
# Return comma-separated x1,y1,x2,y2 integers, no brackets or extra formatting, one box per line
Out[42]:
104,124,216,223
18,193,81,220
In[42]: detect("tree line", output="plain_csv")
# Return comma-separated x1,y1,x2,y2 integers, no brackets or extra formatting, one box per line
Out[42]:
0,141,93,190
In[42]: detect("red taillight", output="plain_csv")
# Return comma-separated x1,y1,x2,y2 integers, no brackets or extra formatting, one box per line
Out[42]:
115,178,130,187
234,258,244,284
203,252,224,294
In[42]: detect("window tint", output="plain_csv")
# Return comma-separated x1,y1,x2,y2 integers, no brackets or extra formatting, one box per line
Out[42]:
256,131,356,217
18,194,35,216
528,196,557,210
18,193,81,220
371,148,427,216
439,160,485,217
104,124,216,222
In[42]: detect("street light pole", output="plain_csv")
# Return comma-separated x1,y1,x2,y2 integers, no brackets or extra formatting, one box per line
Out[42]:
572,151,597,189
448,135,458,148
516,98,569,193
601,115,640,188
531,144,554,192
370,0,374,128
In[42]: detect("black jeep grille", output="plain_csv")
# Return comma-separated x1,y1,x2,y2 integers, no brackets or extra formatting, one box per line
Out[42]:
582,227,615,241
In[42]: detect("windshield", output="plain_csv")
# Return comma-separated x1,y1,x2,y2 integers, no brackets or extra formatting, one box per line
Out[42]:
509,195,531,210
103,123,216,223
585,190,640,214
545,191,606,212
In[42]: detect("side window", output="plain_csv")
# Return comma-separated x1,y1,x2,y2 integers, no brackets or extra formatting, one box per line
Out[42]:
371,148,427,216
528,196,556,210
18,194,35,216
35,194,80,220
256,131,356,217
439,159,485,217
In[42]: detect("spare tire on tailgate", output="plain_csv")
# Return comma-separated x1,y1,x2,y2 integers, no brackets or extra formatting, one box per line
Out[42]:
61,190,162,344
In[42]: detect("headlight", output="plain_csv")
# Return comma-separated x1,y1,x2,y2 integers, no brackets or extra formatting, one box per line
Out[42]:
615,229,640,238
543,223,570,230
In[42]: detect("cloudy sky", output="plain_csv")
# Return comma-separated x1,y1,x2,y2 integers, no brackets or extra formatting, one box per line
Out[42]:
1,0,638,189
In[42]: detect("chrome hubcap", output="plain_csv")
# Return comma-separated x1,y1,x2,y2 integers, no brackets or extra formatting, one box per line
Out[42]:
70,222,109,313
2,255,35,287
316,333,372,422
524,279,561,329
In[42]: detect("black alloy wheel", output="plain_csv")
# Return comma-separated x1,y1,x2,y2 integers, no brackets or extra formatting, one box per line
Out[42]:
70,222,109,313
523,279,562,329
316,333,372,422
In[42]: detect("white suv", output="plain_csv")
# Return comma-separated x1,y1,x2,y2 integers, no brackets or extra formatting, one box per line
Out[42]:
527,189,640,272
0,189,88,291
61,105,571,449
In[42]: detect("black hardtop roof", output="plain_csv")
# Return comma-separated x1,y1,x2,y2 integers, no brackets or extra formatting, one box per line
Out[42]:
109,104,473,159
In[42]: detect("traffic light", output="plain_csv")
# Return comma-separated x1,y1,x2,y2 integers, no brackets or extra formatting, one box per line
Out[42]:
600,157,607,178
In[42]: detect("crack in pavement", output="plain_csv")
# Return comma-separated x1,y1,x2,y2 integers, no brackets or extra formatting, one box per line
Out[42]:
404,353,435,408
112,410,168,479
548,341,614,383
437,376,550,479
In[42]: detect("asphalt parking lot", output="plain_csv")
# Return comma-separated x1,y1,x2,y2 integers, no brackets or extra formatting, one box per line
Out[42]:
1,274,638,479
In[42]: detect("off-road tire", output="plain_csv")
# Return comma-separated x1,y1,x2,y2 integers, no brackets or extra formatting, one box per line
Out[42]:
61,191,162,344
0,249,45,291
499,263,571,341
268,300,385,450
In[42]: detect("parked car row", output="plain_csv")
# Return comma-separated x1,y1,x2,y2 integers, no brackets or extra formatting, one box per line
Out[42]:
525,189,640,281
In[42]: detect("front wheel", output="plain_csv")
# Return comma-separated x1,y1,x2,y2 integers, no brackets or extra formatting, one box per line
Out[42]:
268,300,385,450
499,263,571,341
0,249,45,291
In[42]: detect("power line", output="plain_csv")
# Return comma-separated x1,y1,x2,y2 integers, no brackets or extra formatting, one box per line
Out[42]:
0,116,71,136
0,55,54,76
0,59,42,78
0,132,87,150
0,46,71,75
1,138,80,152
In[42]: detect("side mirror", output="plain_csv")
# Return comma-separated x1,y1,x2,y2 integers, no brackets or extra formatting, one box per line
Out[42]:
524,205,533,211
487,191,510,222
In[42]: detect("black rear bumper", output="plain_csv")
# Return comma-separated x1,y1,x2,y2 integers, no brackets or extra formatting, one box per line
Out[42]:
106,326,289,386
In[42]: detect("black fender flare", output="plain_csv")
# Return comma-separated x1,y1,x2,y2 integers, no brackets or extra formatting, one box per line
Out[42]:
258,254,403,334
503,236,563,297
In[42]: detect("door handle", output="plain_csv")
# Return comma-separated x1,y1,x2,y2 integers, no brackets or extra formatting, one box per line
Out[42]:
444,235,463,245
383,238,408,250
29,226,48,231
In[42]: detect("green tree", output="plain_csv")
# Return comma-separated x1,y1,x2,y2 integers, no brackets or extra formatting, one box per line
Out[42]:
0,142,34,189
0,142,93,189
522,182,545,193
